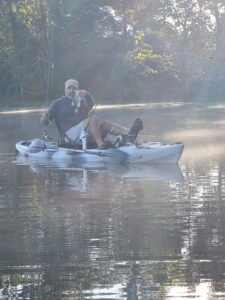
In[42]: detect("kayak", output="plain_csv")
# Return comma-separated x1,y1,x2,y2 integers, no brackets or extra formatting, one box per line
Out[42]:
16,139,184,164
15,138,184,164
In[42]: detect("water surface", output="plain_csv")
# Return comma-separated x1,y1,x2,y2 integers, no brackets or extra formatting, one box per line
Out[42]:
0,102,225,299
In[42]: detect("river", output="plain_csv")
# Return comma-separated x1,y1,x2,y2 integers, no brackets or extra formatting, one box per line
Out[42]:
0,102,225,299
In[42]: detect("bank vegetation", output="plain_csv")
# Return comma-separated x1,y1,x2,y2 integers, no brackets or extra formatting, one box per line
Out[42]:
1,0,225,105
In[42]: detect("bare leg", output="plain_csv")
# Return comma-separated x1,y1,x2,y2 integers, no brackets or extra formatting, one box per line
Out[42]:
100,120,129,137
86,115,104,148
86,116,143,149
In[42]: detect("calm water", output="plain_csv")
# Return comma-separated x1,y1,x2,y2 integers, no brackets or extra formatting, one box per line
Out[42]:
0,102,225,299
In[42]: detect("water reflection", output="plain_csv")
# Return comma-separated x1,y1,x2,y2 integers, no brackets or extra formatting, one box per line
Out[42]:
15,154,184,188
6,158,225,299
2,103,225,299
0,153,186,299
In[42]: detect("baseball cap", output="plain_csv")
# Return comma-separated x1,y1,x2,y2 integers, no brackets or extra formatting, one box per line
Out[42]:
65,79,79,89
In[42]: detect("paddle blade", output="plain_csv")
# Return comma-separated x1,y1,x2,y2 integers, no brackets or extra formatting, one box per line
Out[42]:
96,148,128,164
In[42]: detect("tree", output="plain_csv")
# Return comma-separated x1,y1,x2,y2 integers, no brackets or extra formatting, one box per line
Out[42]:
0,0,51,101
0,0,225,104
202,0,225,96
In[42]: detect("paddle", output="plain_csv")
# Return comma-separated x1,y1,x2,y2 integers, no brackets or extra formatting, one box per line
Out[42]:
65,147,128,164
28,139,128,164
40,122,128,163
62,128,128,163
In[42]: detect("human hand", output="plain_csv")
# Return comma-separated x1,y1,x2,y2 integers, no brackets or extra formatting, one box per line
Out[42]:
40,112,50,126
79,90,88,97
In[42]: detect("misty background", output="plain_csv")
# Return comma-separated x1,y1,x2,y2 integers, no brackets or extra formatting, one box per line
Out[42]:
0,0,225,106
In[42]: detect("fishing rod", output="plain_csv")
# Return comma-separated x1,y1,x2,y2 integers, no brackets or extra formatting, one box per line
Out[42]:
84,102,97,132
80,102,97,150
42,21,54,142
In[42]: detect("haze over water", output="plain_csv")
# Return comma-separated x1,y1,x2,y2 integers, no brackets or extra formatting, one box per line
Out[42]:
0,102,225,299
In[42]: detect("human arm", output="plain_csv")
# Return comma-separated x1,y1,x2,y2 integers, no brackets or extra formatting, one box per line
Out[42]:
79,90,94,112
40,101,56,126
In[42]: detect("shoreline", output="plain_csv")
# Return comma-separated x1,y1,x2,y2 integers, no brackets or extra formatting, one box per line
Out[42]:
0,96,224,112
0,101,190,115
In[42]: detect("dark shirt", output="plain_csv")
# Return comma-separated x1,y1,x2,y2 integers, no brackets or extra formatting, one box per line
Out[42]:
48,93,94,132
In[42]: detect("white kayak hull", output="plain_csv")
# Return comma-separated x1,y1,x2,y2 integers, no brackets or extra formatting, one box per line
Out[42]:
119,142,184,163
15,139,184,164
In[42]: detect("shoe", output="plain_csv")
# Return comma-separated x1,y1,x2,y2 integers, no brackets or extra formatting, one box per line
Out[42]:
99,141,113,150
104,133,121,146
128,118,144,142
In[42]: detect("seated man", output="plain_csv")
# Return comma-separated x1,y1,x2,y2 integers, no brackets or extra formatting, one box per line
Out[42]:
40,79,143,149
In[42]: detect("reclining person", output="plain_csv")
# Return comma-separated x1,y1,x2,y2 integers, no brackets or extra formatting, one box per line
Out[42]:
40,79,143,149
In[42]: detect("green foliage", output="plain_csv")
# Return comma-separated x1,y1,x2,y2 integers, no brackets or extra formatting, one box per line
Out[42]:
0,0,225,104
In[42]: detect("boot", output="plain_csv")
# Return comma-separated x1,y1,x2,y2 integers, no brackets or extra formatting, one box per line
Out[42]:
127,118,144,143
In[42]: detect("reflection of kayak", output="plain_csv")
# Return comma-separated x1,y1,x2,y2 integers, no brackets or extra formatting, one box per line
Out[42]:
108,164,184,183
15,155,184,183
15,138,184,164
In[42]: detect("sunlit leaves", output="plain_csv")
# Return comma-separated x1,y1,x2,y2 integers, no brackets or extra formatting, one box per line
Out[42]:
1,0,225,102
128,48,176,78
134,30,145,44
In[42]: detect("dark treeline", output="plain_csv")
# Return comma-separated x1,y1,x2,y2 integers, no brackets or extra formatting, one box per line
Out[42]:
1,0,225,105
